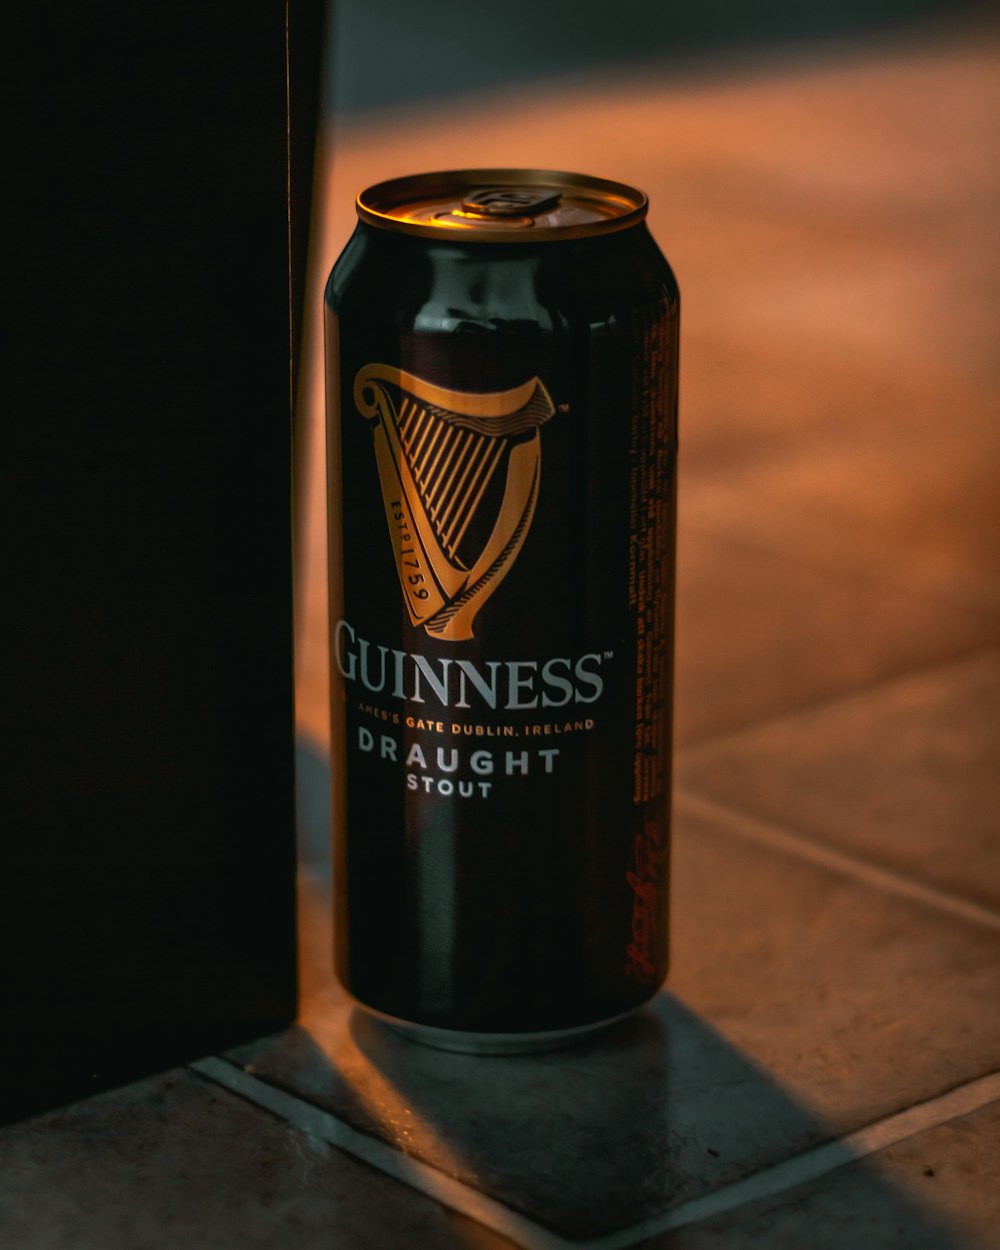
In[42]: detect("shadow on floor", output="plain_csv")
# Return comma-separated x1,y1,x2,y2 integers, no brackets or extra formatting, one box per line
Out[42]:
283,736,971,1246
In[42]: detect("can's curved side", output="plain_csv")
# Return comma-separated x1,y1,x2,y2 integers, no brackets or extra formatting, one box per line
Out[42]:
324,219,678,1046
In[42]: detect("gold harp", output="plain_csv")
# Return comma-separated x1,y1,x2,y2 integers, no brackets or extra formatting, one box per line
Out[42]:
354,363,555,641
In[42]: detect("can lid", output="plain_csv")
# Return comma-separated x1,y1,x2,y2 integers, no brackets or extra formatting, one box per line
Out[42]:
357,169,648,243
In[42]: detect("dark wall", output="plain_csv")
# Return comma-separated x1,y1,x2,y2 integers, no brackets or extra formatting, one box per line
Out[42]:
329,0,972,115
2,1,324,1124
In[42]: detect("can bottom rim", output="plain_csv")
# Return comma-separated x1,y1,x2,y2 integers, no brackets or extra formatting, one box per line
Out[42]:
353,1001,636,1055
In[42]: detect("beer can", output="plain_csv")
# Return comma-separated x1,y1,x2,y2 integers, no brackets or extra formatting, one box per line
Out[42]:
324,169,678,1052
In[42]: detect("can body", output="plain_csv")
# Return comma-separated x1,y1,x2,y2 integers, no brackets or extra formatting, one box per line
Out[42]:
325,196,678,1047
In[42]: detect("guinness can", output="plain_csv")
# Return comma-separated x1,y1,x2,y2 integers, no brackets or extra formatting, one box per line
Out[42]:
325,170,678,1052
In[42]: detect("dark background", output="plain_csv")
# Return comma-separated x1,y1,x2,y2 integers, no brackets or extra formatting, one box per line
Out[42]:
2,2,325,1124
327,0,979,115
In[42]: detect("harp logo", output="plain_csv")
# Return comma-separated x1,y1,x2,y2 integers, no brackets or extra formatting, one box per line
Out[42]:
355,363,555,642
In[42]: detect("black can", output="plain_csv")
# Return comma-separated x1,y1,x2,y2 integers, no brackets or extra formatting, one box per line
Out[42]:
325,170,679,1052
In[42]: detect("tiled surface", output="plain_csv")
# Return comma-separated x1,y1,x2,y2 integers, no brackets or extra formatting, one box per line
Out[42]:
680,403,1000,617
238,1001,817,1242
652,1099,1000,1250
227,797,1000,1239
679,649,1000,909
674,528,997,746
0,1069,518,1250
7,17,999,1250
282,25,1000,1241
668,806,1000,1122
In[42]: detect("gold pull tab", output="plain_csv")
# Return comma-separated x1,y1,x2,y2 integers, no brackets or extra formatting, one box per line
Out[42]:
459,187,562,218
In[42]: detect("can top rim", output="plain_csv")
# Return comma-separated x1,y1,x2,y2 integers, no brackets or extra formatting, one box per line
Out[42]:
356,169,648,242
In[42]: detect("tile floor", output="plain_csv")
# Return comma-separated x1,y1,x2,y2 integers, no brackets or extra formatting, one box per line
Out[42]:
3,15,999,1249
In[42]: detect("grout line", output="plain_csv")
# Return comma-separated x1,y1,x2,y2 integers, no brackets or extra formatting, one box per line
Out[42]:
586,1070,1000,1250
189,1056,564,1250
675,789,1000,933
190,1055,1000,1250
675,637,1000,757
848,1070,1000,1154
